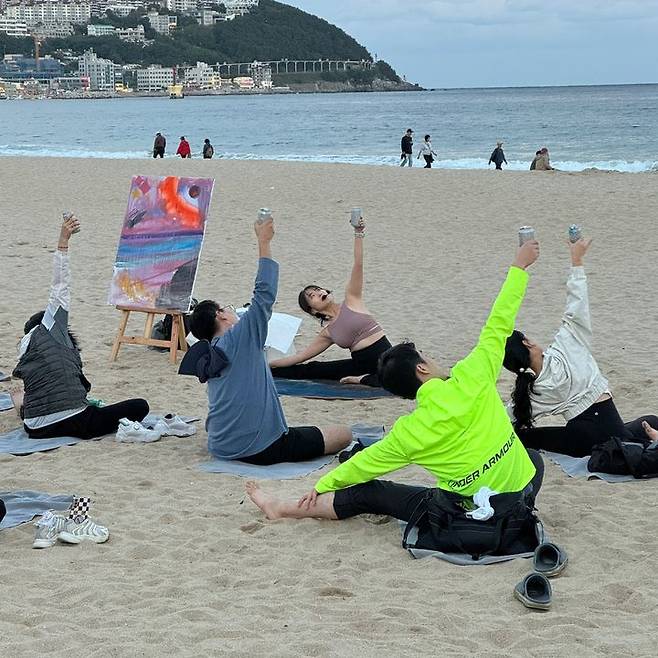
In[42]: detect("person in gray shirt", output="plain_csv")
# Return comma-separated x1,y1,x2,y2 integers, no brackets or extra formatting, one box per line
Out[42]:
184,217,352,464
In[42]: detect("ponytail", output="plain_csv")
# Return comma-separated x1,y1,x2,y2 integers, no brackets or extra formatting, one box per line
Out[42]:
503,330,536,430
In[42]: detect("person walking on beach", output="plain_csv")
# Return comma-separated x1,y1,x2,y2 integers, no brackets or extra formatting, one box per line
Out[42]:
153,132,166,158
246,239,545,559
202,138,214,159
417,135,437,168
489,141,508,170
176,136,191,159
182,217,352,465
400,129,413,167
534,147,554,171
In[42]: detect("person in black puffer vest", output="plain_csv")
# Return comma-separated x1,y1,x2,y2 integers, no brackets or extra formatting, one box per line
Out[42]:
13,215,149,440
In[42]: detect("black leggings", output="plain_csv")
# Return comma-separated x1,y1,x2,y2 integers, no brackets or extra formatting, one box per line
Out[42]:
423,155,433,168
517,398,658,458
26,399,149,440
333,449,544,521
271,336,391,388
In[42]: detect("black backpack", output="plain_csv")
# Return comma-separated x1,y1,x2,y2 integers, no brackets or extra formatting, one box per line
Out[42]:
588,437,658,478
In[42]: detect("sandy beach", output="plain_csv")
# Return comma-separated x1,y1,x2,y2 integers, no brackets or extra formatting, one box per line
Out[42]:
2,156,658,656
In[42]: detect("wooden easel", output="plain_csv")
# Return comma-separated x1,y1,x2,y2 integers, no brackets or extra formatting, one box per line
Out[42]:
110,305,187,364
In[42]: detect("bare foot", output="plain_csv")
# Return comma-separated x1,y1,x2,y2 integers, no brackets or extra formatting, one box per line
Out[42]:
643,421,658,442
245,481,283,520
339,375,365,385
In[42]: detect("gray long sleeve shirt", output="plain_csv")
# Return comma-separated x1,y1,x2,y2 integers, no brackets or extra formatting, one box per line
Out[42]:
206,257,287,459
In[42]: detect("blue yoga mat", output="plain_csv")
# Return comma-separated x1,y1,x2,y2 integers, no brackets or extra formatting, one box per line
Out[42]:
0,490,73,530
197,424,385,479
0,392,13,412
275,378,392,400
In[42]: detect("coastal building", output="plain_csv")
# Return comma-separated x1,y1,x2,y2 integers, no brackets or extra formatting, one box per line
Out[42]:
184,61,221,89
195,8,220,26
87,23,115,36
249,61,272,89
0,16,29,36
146,11,176,35
165,0,195,13
232,76,254,90
6,1,92,26
78,48,115,91
136,65,174,91
116,24,144,42
222,0,257,15
31,22,75,38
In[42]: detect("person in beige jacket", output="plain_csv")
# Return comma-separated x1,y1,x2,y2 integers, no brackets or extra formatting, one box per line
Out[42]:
534,147,554,170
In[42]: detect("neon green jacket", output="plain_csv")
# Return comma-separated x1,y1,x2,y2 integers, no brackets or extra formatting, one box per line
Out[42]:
315,266,535,497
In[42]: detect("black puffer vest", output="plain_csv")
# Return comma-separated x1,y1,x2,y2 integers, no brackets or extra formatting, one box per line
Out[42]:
13,326,90,419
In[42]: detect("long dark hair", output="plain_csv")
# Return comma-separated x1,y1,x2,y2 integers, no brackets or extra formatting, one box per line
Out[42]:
503,330,536,430
24,310,81,351
298,285,332,323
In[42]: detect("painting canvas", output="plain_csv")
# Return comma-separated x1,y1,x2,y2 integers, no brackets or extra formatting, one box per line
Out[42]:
109,175,214,312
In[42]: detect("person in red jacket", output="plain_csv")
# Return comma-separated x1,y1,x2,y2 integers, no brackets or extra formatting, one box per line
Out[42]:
176,136,191,159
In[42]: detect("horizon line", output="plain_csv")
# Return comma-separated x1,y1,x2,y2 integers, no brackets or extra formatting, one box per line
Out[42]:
422,81,658,91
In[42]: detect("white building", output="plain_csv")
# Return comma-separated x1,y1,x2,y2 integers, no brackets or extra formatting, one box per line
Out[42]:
222,0,257,15
147,11,176,35
232,76,254,90
165,0,195,12
0,16,29,36
195,8,219,26
87,23,115,36
136,65,173,91
184,61,221,88
104,0,145,16
78,49,115,91
249,61,272,89
6,2,92,26
31,22,75,37
116,24,144,42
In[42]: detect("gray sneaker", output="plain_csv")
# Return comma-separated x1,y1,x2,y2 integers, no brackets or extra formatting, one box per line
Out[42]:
58,516,110,544
32,510,67,549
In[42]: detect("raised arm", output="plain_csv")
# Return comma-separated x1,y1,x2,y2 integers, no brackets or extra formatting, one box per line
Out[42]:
454,240,538,383
344,219,366,302
557,238,593,348
269,332,333,368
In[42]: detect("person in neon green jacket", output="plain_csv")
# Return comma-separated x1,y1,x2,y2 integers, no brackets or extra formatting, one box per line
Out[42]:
246,240,543,550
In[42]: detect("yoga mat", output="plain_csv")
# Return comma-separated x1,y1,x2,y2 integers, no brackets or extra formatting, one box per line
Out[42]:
0,392,13,412
0,371,9,382
0,490,73,530
197,425,385,479
544,451,635,483
0,415,200,455
275,378,392,400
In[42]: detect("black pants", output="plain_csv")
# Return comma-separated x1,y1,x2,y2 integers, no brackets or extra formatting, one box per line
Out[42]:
153,148,164,158
517,398,658,458
495,163,503,170
241,426,325,465
333,449,544,521
270,336,391,387
423,155,433,168
0,498,5,525
26,399,149,440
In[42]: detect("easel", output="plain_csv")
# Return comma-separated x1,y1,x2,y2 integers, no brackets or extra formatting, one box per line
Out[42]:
110,305,187,364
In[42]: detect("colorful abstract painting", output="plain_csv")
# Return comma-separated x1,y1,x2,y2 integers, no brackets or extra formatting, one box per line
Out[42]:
109,175,214,312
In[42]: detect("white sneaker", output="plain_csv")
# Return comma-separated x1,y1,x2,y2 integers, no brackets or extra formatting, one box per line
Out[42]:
32,510,67,549
115,418,161,443
153,414,196,437
58,517,110,544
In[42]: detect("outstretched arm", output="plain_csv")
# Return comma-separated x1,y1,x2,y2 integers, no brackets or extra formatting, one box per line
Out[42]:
270,332,333,368
344,219,366,302
558,238,594,348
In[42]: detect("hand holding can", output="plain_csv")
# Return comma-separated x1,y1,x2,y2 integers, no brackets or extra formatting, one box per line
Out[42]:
350,208,363,228
568,224,582,243
257,208,272,224
518,226,535,246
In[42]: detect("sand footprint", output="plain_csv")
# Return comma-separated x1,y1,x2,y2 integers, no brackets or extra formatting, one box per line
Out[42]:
240,520,264,534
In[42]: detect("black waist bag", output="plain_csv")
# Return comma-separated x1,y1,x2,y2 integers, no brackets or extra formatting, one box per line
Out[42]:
403,488,540,560
588,437,658,478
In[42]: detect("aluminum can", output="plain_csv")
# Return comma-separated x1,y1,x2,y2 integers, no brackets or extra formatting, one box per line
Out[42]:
350,208,363,228
257,208,272,223
568,224,582,243
518,226,535,246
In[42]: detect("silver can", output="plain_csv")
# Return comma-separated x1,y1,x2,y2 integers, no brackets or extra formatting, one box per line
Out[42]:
257,208,272,223
568,224,582,243
63,211,80,233
518,226,535,246
350,207,363,228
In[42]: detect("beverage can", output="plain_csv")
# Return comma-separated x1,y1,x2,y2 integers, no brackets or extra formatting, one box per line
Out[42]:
350,208,363,228
257,208,272,223
518,226,535,246
568,224,582,243
63,211,80,233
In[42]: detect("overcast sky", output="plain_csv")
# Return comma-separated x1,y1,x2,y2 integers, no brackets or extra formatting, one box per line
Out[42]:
283,1,658,88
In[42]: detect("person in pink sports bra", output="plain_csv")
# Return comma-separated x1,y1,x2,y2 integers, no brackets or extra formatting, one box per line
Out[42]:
270,217,391,387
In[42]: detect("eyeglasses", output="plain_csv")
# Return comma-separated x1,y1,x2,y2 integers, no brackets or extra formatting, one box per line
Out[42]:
218,304,236,314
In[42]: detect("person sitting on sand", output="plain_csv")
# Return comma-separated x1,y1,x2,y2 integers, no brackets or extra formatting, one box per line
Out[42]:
184,217,352,465
247,239,545,557
12,215,150,440
503,235,658,457
534,147,554,170
269,216,391,387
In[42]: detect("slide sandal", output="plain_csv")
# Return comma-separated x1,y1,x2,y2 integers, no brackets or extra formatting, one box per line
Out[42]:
534,542,568,578
514,573,552,611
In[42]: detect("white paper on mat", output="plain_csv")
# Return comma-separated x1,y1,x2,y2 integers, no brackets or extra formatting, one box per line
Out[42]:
186,310,302,356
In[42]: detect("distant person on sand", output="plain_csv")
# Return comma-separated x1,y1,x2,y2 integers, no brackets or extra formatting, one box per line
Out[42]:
417,134,437,168
489,141,508,170
400,128,413,167
246,240,546,560
176,136,191,159
534,147,554,171
183,218,352,465
529,150,541,170
202,138,214,159
153,132,166,158
269,215,391,387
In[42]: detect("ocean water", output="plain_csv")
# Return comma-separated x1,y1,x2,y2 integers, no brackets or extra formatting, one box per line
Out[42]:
0,85,657,171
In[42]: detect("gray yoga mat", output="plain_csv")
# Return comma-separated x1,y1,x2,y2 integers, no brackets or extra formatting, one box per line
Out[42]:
197,424,385,479
0,392,13,412
0,371,9,382
0,414,200,456
544,451,635,483
0,490,73,530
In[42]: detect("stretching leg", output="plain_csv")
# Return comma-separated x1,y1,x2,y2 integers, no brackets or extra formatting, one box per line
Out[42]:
271,358,360,382
623,415,658,442
81,399,149,439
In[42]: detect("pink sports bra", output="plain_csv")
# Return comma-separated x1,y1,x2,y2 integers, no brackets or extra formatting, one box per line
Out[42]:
327,304,383,350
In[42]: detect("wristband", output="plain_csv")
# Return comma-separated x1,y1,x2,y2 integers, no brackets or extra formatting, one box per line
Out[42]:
354,232,365,238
